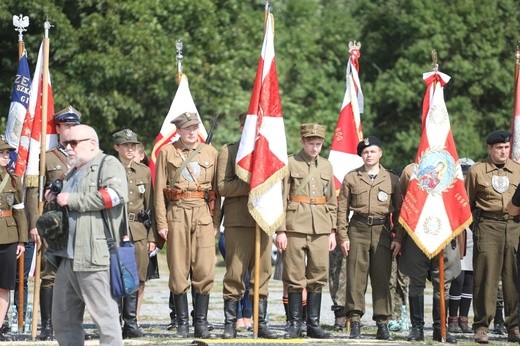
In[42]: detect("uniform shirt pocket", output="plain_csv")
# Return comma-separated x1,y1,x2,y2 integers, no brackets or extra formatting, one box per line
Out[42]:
351,187,369,208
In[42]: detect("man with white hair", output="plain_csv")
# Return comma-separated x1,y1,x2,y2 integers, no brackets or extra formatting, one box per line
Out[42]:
50,124,127,345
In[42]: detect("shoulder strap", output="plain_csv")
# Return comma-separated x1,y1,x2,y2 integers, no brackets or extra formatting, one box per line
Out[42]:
0,173,10,193
97,155,118,251
292,164,319,197
171,144,203,186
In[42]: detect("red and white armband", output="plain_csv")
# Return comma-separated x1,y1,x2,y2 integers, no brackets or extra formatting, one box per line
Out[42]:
98,187,121,209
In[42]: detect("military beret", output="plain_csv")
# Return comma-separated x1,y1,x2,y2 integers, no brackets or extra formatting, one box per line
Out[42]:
172,112,200,129
0,135,15,152
53,106,81,125
459,157,475,172
113,129,140,145
300,123,325,139
486,130,511,145
357,136,381,156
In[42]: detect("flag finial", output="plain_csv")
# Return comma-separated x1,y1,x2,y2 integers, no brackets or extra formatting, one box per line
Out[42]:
13,14,29,42
349,41,361,51
431,50,438,72
176,40,183,83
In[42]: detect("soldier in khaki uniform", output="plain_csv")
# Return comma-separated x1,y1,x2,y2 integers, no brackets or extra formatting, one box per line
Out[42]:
275,123,337,339
25,106,80,340
0,137,28,342
154,112,221,339
113,129,157,339
217,113,276,339
336,136,404,340
466,130,520,344
398,162,460,343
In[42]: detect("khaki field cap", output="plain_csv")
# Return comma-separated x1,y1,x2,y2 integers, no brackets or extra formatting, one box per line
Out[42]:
172,112,199,129
300,123,325,139
0,135,15,151
112,129,141,145
53,105,81,125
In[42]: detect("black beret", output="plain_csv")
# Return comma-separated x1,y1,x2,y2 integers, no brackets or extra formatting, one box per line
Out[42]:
357,136,381,156
486,130,511,145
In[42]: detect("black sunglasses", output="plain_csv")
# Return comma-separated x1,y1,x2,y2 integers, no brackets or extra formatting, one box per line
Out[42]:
63,138,92,148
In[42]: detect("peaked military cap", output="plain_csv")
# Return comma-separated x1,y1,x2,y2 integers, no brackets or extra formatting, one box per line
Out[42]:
300,123,325,139
459,157,475,172
486,130,511,145
53,106,81,125
112,129,141,145
357,136,381,156
172,112,199,129
0,135,16,151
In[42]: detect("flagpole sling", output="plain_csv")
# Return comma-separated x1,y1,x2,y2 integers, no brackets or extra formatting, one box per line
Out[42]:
13,13,29,335
31,19,52,341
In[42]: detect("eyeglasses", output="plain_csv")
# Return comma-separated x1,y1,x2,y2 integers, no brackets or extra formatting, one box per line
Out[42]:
63,138,92,148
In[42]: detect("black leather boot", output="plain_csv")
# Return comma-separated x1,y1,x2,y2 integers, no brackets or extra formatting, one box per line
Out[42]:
349,320,361,339
122,291,143,338
222,300,238,339
174,293,190,338
407,295,424,341
285,292,302,338
167,291,177,330
194,293,211,338
257,298,277,339
37,287,53,340
376,323,392,340
432,298,457,343
306,292,331,338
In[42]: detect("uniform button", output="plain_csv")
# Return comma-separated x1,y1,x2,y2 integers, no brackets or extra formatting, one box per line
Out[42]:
130,191,133,194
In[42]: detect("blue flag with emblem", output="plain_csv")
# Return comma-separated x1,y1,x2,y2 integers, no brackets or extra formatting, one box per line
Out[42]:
5,51,31,170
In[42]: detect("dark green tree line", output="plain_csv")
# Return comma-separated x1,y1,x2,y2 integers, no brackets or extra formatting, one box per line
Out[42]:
1,0,519,167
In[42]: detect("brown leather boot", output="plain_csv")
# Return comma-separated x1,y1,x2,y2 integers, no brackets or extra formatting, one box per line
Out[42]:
448,316,462,333
458,316,472,333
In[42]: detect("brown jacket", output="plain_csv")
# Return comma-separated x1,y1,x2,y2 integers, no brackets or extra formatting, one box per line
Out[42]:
280,150,337,234
0,170,28,244
217,142,255,228
154,141,221,230
337,164,404,244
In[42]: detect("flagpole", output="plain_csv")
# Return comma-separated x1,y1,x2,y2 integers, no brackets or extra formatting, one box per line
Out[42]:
31,18,51,341
176,40,183,84
431,49,448,342
13,13,29,336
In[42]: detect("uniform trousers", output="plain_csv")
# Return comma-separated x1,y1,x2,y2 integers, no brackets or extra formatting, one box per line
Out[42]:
282,232,328,292
133,237,149,282
329,245,347,311
223,227,271,300
41,243,57,289
166,204,215,294
472,218,520,331
345,223,392,323
52,258,122,346
398,237,460,298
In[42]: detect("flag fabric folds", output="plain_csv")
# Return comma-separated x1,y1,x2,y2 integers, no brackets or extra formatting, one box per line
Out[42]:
235,12,288,236
149,74,207,181
328,42,364,191
398,70,472,258
6,51,31,160
510,56,520,162
17,43,56,184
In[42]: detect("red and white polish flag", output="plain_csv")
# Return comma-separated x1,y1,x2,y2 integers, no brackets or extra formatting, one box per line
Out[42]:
235,12,288,235
328,42,364,192
398,70,472,258
149,74,207,182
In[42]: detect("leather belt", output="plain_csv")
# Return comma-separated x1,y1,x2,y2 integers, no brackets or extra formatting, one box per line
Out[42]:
480,211,513,221
0,209,12,218
163,188,205,202
351,213,388,226
290,196,327,205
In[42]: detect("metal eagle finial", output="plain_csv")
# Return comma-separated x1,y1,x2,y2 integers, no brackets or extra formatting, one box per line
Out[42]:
13,14,29,41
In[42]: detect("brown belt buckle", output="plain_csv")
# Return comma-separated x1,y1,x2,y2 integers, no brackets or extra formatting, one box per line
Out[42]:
366,216,375,225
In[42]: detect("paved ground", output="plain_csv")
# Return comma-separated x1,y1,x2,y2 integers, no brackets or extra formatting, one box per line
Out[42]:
2,252,514,345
